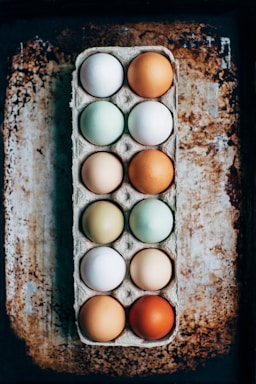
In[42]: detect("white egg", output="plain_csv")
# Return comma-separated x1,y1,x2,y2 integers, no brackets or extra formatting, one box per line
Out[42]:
80,246,126,292
128,101,173,145
79,52,124,97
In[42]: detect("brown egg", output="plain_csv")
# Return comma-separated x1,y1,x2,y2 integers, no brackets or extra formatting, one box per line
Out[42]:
127,52,173,98
128,149,174,194
79,295,126,342
129,295,175,340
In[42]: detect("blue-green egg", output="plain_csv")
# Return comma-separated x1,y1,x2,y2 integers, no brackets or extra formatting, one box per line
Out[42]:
129,198,173,243
79,101,124,145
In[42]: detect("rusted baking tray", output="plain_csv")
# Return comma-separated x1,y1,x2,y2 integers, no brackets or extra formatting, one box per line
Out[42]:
0,1,255,383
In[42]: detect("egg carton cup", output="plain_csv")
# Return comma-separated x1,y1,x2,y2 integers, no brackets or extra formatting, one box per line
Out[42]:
71,46,179,347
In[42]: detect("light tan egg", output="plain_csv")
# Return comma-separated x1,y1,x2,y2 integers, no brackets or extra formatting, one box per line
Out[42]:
130,248,172,291
81,152,123,194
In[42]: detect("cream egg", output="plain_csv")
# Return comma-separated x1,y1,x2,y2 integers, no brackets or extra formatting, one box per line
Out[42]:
81,152,123,194
82,200,124,244
79,295,126,342
130,248,172,291
80,101,124,146
129,198,173,243
128,101,173,146
80,246,126,292
79,52,124,97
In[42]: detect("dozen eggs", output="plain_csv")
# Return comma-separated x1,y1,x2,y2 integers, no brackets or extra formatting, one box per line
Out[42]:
76,50,176,343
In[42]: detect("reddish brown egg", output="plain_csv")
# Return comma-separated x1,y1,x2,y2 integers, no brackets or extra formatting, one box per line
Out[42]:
129,295,175,340
128,149,174,194
127,52,173,98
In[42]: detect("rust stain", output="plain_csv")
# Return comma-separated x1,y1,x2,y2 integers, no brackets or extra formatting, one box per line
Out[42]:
226,159,241,210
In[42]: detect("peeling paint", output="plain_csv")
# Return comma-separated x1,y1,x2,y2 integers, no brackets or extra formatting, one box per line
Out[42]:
221,37,231,70
25,281,37,314
206,82,219,118
214,134,229,150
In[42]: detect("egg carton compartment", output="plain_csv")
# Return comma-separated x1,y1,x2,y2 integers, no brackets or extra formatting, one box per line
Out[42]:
71,46,179,347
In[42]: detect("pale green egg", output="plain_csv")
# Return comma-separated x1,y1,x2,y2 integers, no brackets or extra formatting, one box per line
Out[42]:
80,101,124,145
129,198,173,243
82,200,124,244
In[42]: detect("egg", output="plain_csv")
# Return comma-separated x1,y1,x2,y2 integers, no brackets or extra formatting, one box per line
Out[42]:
127,51,173,98
82,200,124,244
81,152,123,194
129,295,175,340
129,198,173,243
79,52,124,97
79,295,126,342
80,101,124,146
128,149,174,194
130,248,172,291
128,101,173,146
80,246,126,291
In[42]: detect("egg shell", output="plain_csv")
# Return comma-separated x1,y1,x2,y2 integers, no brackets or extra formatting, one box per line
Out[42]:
79,52,124,97
79,295,126,342
129,198,174,243
129,295,175,340
128,101,173,146
80,246,126,292
127,51,174,98
79,101,124,146
130,248,172,291
128,149,174,194
81,152,124,194
81,200,124,244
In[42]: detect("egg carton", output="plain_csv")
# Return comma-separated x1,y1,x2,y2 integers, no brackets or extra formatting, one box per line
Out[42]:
71,46,179,347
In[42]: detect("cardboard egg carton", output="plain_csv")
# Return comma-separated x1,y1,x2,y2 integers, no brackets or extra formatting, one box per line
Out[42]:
71,46,179,347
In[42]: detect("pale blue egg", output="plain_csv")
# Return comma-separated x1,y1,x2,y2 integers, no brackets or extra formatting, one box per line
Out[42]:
129,198,173,243
80,101,124,145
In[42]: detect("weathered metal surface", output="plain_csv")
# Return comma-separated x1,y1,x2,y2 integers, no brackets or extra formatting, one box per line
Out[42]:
3,21,241,376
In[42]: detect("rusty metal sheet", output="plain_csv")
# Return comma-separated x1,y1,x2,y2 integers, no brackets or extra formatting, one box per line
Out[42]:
3,20,242,378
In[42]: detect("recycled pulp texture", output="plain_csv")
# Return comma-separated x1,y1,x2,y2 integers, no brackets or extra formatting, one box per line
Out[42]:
71,46,179,347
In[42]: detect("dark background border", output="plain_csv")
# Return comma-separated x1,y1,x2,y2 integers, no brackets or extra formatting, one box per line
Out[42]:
0,1,255,383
